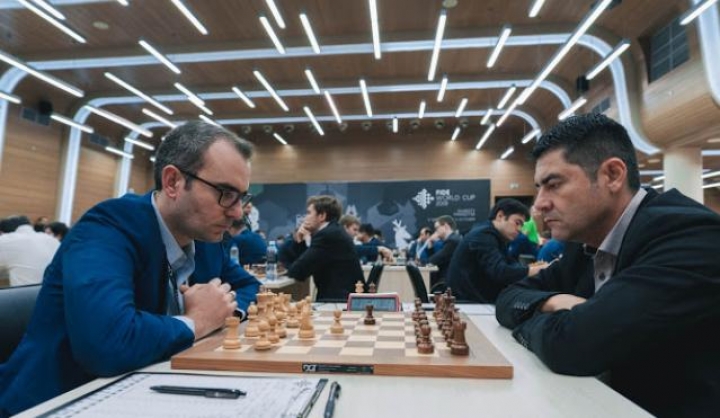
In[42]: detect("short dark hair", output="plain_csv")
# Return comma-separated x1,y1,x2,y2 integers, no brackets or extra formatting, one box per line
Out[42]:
0,215,30,233
153,121,254,190
531,113,640,191
489,198,530,221
46,221,69,240
435,215,456,230
359,223,374,235
307,195,342,222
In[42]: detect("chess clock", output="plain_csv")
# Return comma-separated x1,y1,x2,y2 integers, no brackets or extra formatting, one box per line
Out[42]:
346,293,401,312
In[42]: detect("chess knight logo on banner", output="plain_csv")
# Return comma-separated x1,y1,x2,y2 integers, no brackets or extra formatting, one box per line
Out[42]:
412,188,434,209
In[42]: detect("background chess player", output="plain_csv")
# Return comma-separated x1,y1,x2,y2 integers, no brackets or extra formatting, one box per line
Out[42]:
0,121,261,417
496,114,720,418
286,195,364,301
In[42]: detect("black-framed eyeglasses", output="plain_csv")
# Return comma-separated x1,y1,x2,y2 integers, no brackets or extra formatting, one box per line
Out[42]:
178,168,252,209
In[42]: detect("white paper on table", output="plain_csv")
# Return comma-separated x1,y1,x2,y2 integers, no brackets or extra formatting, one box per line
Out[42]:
39,372,327,418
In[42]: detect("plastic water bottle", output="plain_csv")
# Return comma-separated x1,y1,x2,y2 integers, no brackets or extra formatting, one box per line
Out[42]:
229,243,240,264
266,241,278,281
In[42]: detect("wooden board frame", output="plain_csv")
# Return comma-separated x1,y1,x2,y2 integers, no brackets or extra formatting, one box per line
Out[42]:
172,312,513,379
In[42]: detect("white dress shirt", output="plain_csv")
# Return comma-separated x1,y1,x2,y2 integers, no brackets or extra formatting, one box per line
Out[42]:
0,224,60,286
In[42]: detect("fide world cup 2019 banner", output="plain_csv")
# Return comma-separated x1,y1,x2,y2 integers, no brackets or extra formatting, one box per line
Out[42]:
248,179,490,250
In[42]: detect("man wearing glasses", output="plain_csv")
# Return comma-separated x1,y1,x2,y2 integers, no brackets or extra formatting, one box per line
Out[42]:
0,121,261,417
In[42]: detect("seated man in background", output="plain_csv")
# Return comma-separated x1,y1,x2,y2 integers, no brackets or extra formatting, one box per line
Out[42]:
227,218,267,265
425,215,461,287
407,226,431,263
44,221,69,242
496,114,720,418
340,215,393,263
446,199,547,303
0,121,261,417
286,196,364,301
0,215,59,286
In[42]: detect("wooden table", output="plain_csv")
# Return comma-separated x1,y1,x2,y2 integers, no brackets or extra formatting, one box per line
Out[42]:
15,307,651,418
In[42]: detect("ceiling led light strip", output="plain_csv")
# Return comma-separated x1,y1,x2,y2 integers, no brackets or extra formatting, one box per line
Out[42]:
528,0,546,18
260,15,286,54
585,39,630,80
299,13,321,54
169,0,208,35
303,106,325,135
265,0,286,29
392,116,398,133
142,108,177,128
138,40,181,74
0,90,21,104
497,85,516,109
369,0,381,59
487,24,512,68
50,113,94,133
324,90,343,124
520,128,541,144
253,70,289,111
174,82,205,105
418,100,426,119
517,0,613,105
437,74,448,102
475,124,496,150
454,97,468,118
500,146,514,159
359,78,373,117
29,0,65,20
273,132,288,145
105,72,174,115
84,105,152,137
680,0,719,25
18,0,86,43
451,126,461,141
480,109,493,125
305,69,321,94
199,114,221,126
0,49,83,97
124,136,154,151
427,9,447,81
231,87,256,108
558,96,587,120
105,146,134,159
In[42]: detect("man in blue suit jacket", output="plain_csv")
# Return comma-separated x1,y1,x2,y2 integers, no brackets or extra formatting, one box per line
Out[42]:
0,121,261,417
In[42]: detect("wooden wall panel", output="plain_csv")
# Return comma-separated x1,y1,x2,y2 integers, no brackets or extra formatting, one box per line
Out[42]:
249,132,537,199
0,111,62,221
72,148,118,222
704,189,720,214
130,157,154,195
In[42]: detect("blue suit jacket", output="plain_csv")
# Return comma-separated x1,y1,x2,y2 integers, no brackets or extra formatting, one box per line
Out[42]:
229,229,268,265
0,193,260,416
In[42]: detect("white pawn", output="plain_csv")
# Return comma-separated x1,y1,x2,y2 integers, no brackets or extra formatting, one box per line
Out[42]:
286,304,300,329
223,317,242,349
244,302,259,338
330,310,344,335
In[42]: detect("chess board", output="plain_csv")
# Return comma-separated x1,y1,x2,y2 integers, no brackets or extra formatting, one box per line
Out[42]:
171,311,513,379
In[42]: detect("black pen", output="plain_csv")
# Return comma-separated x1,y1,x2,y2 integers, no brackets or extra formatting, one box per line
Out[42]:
150,385,246,399
323,381,341,418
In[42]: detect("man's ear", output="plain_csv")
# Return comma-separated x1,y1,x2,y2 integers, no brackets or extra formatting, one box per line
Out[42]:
317,211,327,223
494,210,506,221
599,157,627,193
162,165,185,199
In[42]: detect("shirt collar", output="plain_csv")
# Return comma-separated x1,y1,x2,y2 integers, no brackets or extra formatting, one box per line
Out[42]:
597,188,648,257
151,192,195,270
